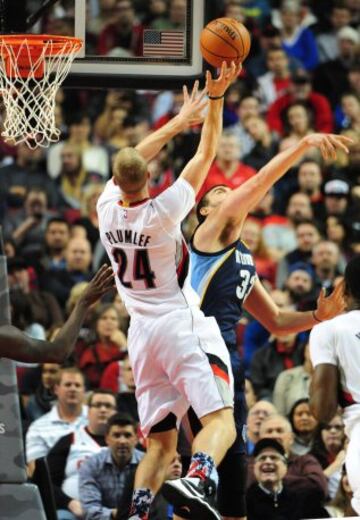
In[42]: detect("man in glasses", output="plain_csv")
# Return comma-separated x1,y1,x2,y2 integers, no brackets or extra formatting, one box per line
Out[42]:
47,389,117,520
247,438,304,520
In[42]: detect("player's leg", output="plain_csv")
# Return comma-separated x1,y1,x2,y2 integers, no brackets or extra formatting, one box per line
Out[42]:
191,407,236,466
217,351,247,520
128,417,178,519
346,420,360,515
162,313,236,519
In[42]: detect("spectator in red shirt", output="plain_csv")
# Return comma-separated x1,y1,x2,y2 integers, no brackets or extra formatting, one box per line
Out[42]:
257,46,293,110
197,131,256,200
267,70,334,136
77,304,127,389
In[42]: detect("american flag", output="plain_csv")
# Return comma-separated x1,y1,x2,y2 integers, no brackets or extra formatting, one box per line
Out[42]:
143,30,185,57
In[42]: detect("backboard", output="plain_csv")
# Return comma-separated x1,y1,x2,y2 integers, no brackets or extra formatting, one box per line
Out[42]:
18,0,218,89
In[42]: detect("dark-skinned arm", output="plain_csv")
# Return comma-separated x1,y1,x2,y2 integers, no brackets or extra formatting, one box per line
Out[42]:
310,364,339,423
243,279,345,336
0,265,114,363
308,318,340,422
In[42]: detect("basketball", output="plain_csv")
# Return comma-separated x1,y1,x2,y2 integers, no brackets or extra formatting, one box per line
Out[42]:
200,17,251,68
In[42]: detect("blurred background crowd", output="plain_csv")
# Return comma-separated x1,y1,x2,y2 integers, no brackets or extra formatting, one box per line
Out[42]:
1,0,360,518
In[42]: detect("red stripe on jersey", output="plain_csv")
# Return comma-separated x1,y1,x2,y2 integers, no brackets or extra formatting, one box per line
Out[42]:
118,198,150,207
341,389,357,406
211,363,230,385
176,240,189,288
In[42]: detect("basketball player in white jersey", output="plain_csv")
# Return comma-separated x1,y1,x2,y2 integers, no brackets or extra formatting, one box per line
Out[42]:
310,255,360,516
97,63,240,520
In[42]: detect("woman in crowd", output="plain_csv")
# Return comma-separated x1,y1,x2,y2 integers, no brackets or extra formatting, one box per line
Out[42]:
76,303,127,389
311,413,346,499
289,397,318,455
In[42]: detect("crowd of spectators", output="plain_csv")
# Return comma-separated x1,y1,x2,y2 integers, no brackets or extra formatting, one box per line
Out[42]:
1,0,360,518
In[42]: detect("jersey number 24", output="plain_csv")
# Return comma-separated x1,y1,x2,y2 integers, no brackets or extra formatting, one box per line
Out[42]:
112,247,156,289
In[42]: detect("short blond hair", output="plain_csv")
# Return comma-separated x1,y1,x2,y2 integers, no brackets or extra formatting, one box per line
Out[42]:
113,147,148,193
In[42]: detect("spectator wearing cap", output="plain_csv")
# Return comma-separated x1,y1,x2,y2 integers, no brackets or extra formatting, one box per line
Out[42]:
273,342,313,416
276,220,321,289
316,3,352,63
284,262,316,309
323,178,350,217
247,414,328,508
246,438,305,520
279,1,319,71
313,25,360,106
267,70,334,136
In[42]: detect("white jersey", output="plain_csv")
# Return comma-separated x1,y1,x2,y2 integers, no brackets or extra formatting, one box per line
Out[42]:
97,178,199,317
62,427,104,500
310,310,360,428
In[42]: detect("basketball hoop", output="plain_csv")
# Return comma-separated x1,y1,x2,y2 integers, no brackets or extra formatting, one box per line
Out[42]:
0,34,83,148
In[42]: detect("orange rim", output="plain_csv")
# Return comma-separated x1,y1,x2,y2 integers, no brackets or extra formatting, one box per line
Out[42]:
0,34,83,56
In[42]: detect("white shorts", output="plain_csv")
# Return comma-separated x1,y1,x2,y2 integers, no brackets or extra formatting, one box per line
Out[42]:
127,306,234,437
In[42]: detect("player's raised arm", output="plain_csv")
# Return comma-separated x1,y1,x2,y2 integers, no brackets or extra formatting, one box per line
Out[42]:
0,265,114,363
179,62,240,194
243,277,345,336
135,81,208,163
200,133,353,240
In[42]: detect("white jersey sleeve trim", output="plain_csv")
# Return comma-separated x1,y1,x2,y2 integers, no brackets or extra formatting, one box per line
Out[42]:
309,321,337,367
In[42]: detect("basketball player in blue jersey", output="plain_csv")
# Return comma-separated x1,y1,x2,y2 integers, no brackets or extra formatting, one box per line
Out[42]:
187,133,352,520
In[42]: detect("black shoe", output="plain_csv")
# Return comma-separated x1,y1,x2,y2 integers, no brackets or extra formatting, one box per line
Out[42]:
162,476,220,520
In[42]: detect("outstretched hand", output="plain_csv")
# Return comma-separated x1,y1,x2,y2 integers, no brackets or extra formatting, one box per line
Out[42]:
303,134,354,161
315,280,345,322
78,264,114,307
177,80,208,127
206,61,242,98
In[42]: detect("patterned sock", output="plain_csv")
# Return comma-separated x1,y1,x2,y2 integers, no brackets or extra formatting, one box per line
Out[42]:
129,488,154,519
186,451,215,481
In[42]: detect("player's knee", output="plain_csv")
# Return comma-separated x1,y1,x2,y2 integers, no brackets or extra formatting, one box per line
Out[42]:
218,408,237,444
147,439,177,465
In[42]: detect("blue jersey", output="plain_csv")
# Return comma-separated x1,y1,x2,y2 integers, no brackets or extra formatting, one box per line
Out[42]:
190,238,257,348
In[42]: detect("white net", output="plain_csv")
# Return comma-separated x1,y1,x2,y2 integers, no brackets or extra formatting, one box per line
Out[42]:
0,36,82,149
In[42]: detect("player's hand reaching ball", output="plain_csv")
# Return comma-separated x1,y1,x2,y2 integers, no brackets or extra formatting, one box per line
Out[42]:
206,61,242,99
